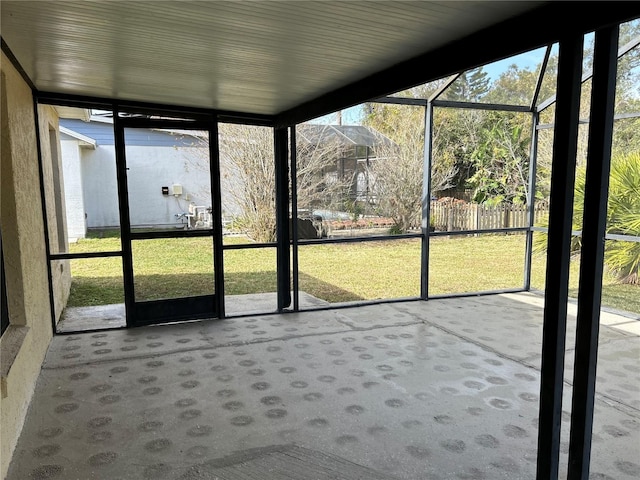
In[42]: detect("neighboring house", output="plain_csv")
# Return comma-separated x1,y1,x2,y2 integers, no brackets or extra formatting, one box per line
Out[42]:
59,118,395,238
59,126,95,241
296,124,393,205
60,116,211,236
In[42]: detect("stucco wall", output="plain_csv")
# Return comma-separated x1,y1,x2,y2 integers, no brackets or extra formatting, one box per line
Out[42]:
37,105,71,322
0,52,54,480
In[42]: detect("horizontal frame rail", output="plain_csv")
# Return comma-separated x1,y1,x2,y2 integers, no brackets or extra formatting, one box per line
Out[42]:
298,233,422,246
531,226,640,243
49,251,122,260
222,242,277,250
130,229,214,240
430,227,529,237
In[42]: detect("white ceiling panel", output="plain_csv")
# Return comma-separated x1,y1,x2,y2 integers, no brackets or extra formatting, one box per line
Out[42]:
4,1,638,122
2,1,546,116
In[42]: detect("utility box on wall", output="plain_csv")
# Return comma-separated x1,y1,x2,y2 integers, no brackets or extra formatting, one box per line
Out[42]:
171,184,182,196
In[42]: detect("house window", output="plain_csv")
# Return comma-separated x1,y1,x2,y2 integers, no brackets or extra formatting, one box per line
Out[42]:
356,171,367,198
355,145,368,158
325,171,338,185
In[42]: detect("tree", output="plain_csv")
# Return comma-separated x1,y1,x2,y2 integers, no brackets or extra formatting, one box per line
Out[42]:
484,63,545,106
364,102,458,233
466,112,532,205
446,67,491,101
611,20,640,158
365,105,426,233
181,123,354,242
605,151,640,284
218,124,277,242
431,107,486,193
294,124,361,215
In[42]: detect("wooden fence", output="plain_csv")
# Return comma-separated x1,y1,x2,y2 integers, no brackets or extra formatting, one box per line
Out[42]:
430,201,549,232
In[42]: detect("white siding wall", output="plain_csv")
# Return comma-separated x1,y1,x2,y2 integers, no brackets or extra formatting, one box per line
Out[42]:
125,145,212,228
80,145,212,229
80,145,120,228
60,140,87,240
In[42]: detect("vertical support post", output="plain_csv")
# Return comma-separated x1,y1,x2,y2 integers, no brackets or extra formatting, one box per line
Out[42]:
536,34,583,480
32,98,58,335
421,102,434,299
290,126,300,311
113,108,135,326
524,111,540,290
209,118,225,319
274,127,291,311
568,24,619,480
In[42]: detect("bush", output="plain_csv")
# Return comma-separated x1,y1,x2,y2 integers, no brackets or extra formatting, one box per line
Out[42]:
534,150,640,284
605,151,640,284
388,224,405,235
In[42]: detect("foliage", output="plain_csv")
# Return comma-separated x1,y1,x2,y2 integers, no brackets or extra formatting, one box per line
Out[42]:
343,200,364,222
218,124,277,243
534,150,640,284
484,63,541,106
467,113,532,205
613,111,640,158
446,67,491,101
182,123,354,242
431,107,484,190
605,151,640,284
364,104,427,233
295,124,356,214
387,223,405,235
364,102,461,233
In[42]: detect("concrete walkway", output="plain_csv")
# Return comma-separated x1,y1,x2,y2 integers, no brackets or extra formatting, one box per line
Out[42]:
6,293,639,479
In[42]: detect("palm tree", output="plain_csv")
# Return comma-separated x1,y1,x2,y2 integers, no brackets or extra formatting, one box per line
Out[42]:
534,150,640,284
605,151,640,284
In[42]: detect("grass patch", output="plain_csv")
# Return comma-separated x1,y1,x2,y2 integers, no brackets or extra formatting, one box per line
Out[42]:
67,234,639,314
66,257,125,306
298,239,421,302
429,234,527,294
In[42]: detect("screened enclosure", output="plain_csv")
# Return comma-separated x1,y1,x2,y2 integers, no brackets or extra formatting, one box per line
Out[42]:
285,22,640,313
2,3,639,480
42,21,640,331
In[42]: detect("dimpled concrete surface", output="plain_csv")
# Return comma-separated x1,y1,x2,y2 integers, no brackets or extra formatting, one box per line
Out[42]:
6,294,639,480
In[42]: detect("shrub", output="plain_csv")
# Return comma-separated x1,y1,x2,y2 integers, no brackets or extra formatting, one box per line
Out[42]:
533,150,640,284
605,151,640,284
388,223,405,235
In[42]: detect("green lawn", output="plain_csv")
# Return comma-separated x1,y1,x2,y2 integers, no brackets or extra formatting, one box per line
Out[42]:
67,234,639,315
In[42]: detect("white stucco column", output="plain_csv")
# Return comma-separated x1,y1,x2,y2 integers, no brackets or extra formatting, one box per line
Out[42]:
61,140,87,241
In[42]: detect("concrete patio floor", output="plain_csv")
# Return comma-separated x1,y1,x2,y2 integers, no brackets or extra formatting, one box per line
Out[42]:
6,292,639,480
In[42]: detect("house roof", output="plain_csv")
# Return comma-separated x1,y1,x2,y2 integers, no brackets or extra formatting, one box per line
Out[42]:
296,124,394,149
59,118,203,147
59,126,97,148
58,117,392,150
2,1,639,126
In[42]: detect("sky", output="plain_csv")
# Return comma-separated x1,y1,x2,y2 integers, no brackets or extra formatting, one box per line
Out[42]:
309,44,552,127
